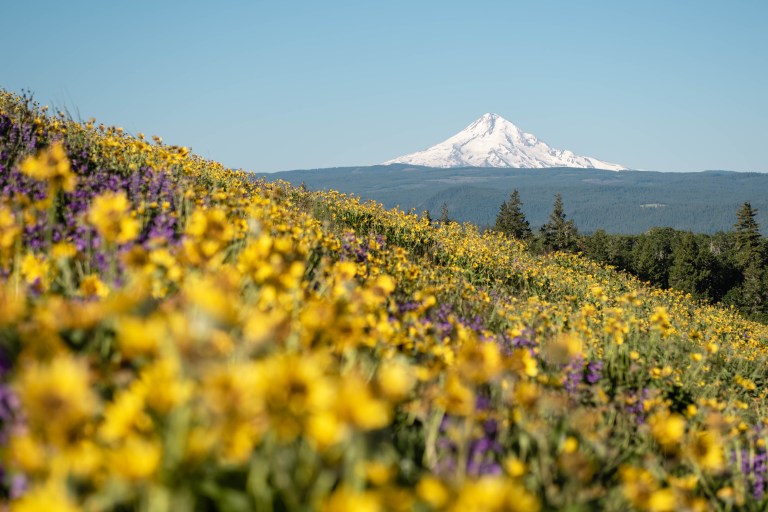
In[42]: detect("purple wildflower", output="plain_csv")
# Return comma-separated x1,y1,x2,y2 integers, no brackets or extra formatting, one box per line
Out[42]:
585,360,603,384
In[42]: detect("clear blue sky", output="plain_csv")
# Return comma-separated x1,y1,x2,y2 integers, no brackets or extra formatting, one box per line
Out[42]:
2,1,766,172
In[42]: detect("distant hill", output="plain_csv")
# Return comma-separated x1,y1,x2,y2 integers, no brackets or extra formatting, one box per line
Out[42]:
262,165,768,234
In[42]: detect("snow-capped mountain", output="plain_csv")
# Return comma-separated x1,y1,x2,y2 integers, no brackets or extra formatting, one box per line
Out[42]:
385,113,627,171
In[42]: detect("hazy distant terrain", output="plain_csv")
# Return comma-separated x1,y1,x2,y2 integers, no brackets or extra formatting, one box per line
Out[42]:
262,165,768,234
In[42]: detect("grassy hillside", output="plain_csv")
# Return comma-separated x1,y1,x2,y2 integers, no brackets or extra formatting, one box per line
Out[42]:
266,165,768,234
2,89,768,511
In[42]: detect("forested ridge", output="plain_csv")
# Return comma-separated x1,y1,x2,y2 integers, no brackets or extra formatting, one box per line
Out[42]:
493,191,768,323
268,165,768,234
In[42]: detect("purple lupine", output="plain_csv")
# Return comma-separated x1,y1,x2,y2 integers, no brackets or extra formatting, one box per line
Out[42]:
435,303,454,338
733,426,768,501
0,346,23,500
585,360,603,384
136,168,181,245
564,356,584,395
467,435,503,476
397,301,420,314
434,415,458,477
10,473,27,500
0,385,20,444
340,232,362,262
499,329,537,357
467,398,502,476
754,450,767,500
468,315,485,333
625,388,650,425
435,398,504,478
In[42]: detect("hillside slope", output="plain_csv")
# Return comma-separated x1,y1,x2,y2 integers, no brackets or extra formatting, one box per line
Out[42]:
2,89,768,510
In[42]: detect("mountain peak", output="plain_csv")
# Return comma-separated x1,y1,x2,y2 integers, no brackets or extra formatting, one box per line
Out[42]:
384,114,627,171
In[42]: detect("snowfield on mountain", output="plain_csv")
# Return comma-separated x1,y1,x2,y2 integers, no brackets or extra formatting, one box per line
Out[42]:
385,113,627,171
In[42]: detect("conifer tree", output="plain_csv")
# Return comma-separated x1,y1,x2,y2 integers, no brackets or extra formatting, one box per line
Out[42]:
729,202,768,320
633,227,674,289
734,202,762,269
541,194,578,252
739,261,768,320
494,189,532,241
669,232,712,299
439,202,450,224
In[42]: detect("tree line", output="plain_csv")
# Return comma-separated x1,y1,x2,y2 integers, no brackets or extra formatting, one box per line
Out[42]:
491,190,768,323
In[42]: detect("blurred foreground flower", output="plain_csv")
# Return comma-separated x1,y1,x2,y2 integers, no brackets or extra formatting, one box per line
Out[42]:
87,191,140,244
20,141,77,193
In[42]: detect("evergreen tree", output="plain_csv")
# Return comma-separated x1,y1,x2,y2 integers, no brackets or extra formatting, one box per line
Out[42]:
633,227,675,289
740,261,768,322
439,203,450,224
494,189,532,241
540,194,578,252
734,202,762,269
583,229,611,262
669,232,712,299
729,203,768,320
704,232,741,302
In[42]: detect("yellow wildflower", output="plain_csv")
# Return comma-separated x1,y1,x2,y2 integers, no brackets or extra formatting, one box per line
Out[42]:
562,436,579,454
512,380,540,412
306,410,348,450
335,375,391,431
440,373,475,416
20,141,77,192
116,315,165,359
20,252,49,288
10,480,80,512
109,435,162,480
51,242,77,260
543,333,583,364
59,439,103,479
376,359,416,401
668,474,698,491
451,476,540,512
363,461,393,485
87,191,140,244
322,487,381,512
650,307,673,336
646,488,678,512
590,285,607,301
15,354,98,446
140,357,193,413
457,338,502,383
0,282,25,325
79,274,109,298
503,456,527,478
417,476,450,508
620,465,659,510
508,348,538,378
0,204,20,251
649,411,686,451
686,431,725,472
99,382,151,442
8,432,47,474
185,208,233,258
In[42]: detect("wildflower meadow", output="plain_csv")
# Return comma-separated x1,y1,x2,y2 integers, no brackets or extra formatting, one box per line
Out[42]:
2,89,768,511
